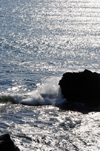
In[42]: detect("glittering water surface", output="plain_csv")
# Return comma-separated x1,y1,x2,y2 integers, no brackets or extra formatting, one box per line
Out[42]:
0,104,100,151
0,0,100,150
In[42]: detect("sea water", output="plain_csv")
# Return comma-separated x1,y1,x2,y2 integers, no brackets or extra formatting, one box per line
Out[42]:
0,0,100,150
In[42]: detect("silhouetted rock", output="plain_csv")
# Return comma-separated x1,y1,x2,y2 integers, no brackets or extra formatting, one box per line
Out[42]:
0,134,20,151
59,69,100,107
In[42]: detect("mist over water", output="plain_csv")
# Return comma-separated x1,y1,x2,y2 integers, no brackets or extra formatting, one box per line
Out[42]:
0,0,100,150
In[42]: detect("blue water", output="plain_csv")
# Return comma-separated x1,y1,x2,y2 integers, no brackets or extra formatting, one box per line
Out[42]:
0,0,100,150
1,0,100,104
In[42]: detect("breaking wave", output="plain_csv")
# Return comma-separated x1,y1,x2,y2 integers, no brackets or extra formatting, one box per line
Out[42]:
0,77,66,106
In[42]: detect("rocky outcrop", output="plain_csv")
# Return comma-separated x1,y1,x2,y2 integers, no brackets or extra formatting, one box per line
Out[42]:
59,69,100,107
0,134,20,151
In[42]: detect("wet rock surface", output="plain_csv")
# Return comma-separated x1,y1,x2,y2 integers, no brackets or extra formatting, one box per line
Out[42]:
0,134,20,151
59,70,100,111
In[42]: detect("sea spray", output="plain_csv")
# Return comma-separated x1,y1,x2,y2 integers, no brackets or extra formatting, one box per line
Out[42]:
0,77,66,106
21,77,66,106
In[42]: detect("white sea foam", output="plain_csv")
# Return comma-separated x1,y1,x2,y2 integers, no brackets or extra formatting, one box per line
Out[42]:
20,77,66,106
0,77,66,106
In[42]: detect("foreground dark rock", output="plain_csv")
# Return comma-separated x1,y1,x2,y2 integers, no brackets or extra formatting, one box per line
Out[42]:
59,69,100,110
0,134,20,151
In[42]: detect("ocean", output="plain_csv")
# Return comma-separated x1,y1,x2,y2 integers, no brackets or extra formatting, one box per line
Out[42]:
0,0,100,150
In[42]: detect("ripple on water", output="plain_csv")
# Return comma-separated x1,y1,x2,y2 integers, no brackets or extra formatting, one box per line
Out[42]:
0,104,100,150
